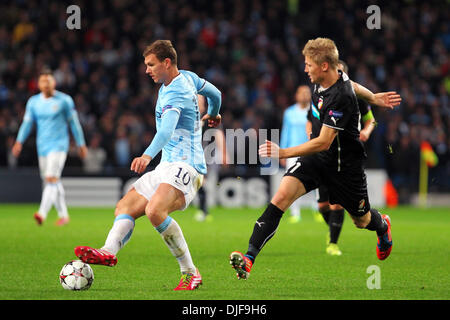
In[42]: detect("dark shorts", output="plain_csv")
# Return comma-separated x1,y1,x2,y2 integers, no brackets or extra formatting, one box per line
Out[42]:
284,155,371,217
316,184,329,203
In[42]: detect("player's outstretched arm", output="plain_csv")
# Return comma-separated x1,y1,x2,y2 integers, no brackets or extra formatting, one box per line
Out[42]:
259,126,337,159
351,81,401,109
134,109,180,174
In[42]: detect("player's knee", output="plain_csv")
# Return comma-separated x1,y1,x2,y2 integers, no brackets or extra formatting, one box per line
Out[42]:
271,190,294,211
45,177,58,184
144,204,168,227
318,202,330,213
352,218,369,228
115,198,130,217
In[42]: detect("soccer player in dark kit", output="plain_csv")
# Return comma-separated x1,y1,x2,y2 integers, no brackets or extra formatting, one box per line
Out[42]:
229,38,401,279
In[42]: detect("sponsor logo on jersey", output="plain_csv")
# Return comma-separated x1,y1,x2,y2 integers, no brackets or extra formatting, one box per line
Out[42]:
329,110,343,118
162,105,174,113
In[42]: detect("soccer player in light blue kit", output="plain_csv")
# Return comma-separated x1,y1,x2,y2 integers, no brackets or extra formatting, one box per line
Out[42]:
279,85,311,223
75,40,222,291
12,69,87,226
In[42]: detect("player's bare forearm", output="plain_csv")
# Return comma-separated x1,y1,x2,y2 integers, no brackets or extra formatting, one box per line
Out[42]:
351,81,401,109
280,138,329,158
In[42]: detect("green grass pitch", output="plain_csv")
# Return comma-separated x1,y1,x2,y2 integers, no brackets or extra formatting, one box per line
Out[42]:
0,204,448,300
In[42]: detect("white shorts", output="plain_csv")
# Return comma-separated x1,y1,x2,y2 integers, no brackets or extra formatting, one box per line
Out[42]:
133,161,204,210
38,151,67,179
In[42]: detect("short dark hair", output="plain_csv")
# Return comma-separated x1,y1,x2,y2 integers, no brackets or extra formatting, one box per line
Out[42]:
39,67,53,77
142,40,177,65
338,60,349,74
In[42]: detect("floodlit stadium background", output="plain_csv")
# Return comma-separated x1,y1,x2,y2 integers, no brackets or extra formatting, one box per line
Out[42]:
0,0,448,207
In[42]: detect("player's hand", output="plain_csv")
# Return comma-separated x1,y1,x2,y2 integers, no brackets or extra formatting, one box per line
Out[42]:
12,142,22,158
372,92,402,109
130,155,152,174
359,129,370,142
201,114,222,127
259,140,280,158
78,145,88,159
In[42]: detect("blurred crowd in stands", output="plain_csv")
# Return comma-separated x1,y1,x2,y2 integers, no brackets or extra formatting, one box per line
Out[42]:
0,0,448,200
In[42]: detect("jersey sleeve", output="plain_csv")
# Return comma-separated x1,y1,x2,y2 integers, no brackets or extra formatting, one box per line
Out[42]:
64,95,86,146
181,70,206,91
16,98,35,143
180,70,221,116
143,108,180,158
358,98,374,122
322,94,353,131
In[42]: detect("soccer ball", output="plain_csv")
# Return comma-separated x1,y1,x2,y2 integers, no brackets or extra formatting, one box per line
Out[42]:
59,260,94,290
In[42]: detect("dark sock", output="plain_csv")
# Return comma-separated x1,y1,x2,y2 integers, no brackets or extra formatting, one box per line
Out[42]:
198,187,208,215
365,209,388,236
319,207,331,225
329,209,344,244
246,203,284,262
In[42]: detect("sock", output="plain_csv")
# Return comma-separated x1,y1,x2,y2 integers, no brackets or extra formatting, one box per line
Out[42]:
365,209,388,236
54,181,69,219
38,183,58,219
198,187,208,215
319,207,331,225
329,209,344,244
156,216,196,274
246,203,284,262
102,214,135,255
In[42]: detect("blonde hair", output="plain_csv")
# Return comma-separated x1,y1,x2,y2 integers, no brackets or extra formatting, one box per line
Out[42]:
302,38,339,70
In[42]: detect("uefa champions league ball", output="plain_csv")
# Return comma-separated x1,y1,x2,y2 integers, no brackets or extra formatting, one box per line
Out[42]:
59,260,94,290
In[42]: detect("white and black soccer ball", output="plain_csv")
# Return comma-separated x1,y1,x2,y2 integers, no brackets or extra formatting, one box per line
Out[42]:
59,260,94,290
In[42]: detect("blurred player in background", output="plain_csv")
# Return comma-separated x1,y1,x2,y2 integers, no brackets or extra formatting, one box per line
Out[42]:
309,60,377,256
74,40,222,291
279,85,312,223
12,69,87,226
230,38,400,280
194,95,229,222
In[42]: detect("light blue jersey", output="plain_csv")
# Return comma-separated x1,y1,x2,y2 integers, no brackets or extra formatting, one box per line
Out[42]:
16,90,86,157
144,70,221,175
280,103,310,149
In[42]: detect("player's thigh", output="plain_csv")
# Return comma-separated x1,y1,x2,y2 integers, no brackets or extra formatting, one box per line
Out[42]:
40,151,67,181
145,183,185,226
114,188,148,220
271,176,307,211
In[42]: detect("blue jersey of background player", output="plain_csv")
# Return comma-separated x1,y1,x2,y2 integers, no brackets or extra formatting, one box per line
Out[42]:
279,85,311,223
12,69,87,226
15,85,86,157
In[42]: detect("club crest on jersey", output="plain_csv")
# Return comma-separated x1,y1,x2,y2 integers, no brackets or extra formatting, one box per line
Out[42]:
52,105,59,112
358,199,366,212
318,97,324,109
